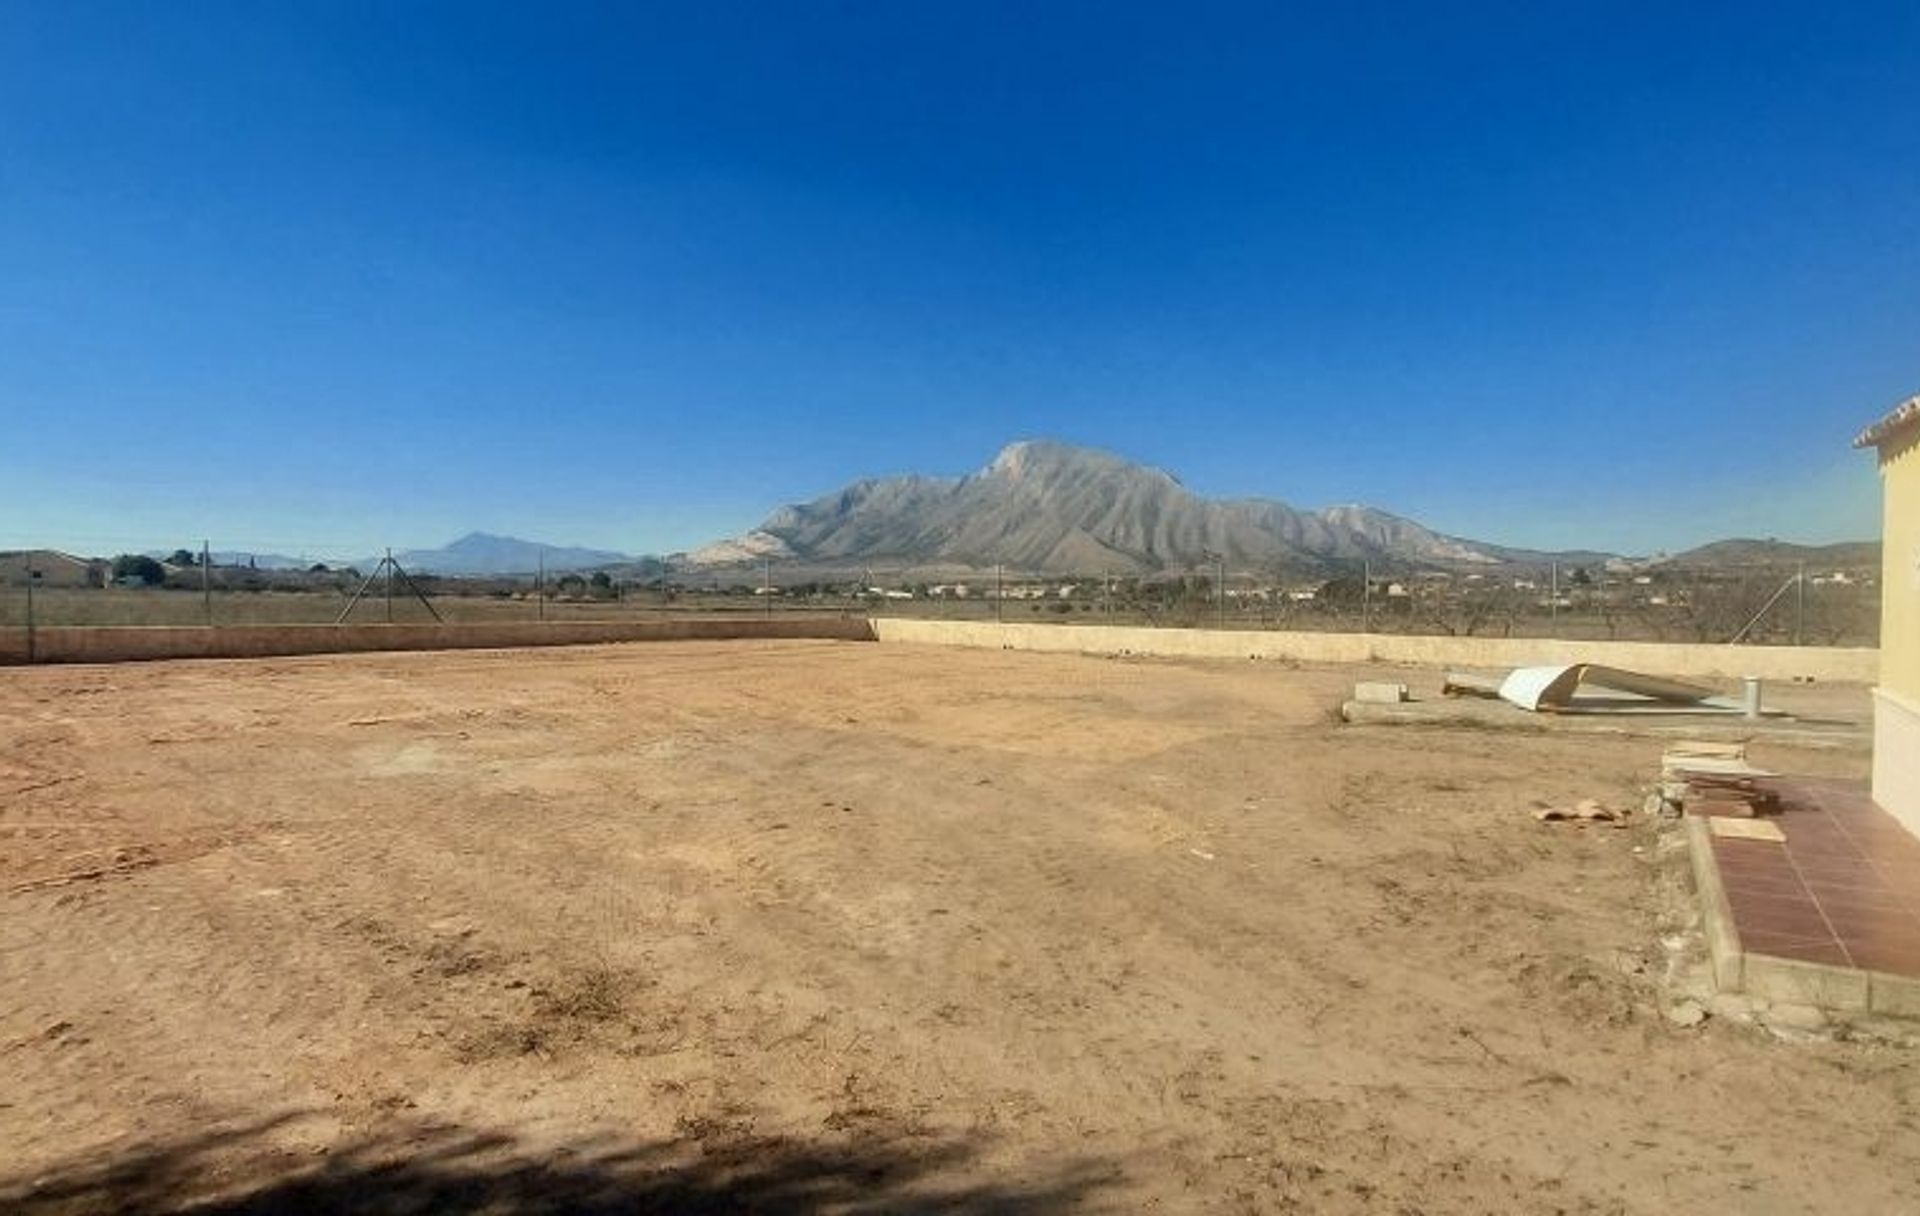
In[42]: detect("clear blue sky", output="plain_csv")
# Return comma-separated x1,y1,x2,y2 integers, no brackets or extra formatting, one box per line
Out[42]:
3,2,1914,560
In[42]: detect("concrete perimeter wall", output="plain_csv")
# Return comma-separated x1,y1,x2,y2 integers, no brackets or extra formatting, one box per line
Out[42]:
1,616,1876,684
872,618,1878,684
0,617,877,666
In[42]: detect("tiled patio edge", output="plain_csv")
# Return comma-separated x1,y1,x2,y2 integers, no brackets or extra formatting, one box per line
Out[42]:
1688,818,1920,1016
1685,817,1744,992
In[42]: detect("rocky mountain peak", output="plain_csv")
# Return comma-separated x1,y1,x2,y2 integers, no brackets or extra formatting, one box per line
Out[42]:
683,440,1516,574
983,439,1180,488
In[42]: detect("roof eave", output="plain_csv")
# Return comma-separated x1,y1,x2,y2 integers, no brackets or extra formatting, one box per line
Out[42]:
1854,394,1920,450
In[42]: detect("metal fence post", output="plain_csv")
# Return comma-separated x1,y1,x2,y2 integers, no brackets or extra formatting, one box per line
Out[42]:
202,539,212,627
1217,555,1226,630
24,556,35,664
1795,562,1805,646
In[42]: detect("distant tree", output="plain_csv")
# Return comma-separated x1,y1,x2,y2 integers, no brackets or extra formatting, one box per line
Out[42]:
308,563,331,574
167,548,198,567
111,554,166,585
1316,576,1366,607
1570,567,1593,587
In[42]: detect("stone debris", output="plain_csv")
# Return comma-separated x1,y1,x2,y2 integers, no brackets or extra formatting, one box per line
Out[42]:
1352,681,1410,704
1534,798,1628,826
1708,992,1760,1024
1762,1002,1828,1033
1659,742,1783,819
1707,817,1786,843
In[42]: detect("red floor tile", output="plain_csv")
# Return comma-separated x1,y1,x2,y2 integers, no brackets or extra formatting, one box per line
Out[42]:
1708,776,1920,982
1840,943,1920,978
1713,837,1795,857
1785,847,1872,870
1715,864,1801,885
1730,908,1835,941
1740,935,1852,967
1723,883,1817,909
1806,877,1914,902
1822,903,1920,933
1820,915,1920,949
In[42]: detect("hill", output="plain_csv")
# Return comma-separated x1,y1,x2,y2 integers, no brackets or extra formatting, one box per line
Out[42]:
684,440,1542,575
386,532,632,576
1667,538,1881,568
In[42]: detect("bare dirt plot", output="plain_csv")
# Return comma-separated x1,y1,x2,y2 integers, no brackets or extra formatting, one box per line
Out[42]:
0,640,1909,1213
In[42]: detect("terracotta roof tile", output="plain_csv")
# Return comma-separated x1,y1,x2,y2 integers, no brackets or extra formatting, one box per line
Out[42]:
1855,394,1920,449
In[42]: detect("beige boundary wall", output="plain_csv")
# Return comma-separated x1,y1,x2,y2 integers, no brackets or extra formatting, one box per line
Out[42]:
1873,688,1920,839
872,618,1878,684
0,617,877,666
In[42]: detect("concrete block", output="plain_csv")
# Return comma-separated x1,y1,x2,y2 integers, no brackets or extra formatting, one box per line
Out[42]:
1741,954,1870,1011
1868,970,1920,1018
1353,681,1410,704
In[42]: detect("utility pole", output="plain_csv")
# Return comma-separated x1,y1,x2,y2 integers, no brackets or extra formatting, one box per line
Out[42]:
1201,550,1225,630
1795,563,1805,646
1550,561,1558,633
537,549,545,622
384,547,394,623
23,556,35,664
1217,555,1226,630
201,539,212,627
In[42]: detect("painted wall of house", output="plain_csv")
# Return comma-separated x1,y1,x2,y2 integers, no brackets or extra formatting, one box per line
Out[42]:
1874,427,1920,835
1879,431,1919,702
1,550,107,589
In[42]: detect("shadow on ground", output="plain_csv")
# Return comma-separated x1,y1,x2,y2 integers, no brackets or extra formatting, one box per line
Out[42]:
2,1112,1117,1214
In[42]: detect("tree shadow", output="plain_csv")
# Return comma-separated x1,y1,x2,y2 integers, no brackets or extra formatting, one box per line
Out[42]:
3,1112,1118,1214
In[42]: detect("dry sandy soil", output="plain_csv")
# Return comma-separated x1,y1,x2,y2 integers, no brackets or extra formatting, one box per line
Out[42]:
0,639,1910,1213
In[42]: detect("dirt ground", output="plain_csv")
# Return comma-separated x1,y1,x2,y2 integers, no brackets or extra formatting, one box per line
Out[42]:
1,640,1911,1213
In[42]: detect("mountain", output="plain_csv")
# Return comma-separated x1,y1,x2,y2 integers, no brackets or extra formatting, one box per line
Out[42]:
684,440,1530,575
1667,538,1881,568
386,532,632,576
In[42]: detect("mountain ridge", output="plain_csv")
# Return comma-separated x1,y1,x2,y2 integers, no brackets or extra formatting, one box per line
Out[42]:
385,531,632,576
685,440,1547,575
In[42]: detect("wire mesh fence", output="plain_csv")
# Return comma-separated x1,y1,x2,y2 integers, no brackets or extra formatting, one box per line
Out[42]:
0,540,1882,647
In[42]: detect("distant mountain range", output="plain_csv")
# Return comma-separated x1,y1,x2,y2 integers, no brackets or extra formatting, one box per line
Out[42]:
1659,538,1881,568
108,441,1879,579
383,532,633,576
684,440,1624,575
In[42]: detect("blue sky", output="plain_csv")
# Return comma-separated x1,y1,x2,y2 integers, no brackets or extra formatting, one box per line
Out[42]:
2,2,1914,560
